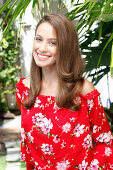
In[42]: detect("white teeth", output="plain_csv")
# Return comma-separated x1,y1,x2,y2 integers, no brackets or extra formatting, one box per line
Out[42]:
38,54,49,58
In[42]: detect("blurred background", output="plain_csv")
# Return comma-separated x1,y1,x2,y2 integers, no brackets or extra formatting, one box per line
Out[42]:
0,0,113,169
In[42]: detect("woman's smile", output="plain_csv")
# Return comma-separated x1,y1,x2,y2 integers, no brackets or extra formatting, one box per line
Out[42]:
37,53,50,61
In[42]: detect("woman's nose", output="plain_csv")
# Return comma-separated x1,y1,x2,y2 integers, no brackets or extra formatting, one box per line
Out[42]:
39,42,47,52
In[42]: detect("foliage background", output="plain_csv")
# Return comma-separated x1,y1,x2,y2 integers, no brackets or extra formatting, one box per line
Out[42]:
0,5,21,113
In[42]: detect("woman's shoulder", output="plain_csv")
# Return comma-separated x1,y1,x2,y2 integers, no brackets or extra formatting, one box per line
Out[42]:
15,77,30,103
79,79,100,100
22,78,30,88
16,77,30,90
80,79,95,96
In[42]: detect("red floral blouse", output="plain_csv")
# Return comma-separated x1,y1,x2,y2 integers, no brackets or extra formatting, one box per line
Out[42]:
16,78,113,170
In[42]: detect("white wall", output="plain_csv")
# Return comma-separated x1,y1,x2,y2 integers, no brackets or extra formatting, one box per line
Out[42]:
95,74,113,107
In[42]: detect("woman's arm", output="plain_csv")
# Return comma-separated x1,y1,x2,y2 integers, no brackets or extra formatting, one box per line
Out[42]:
81,79,113,169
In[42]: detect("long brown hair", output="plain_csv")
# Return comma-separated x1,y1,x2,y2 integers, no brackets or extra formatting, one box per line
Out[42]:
23,14,85,111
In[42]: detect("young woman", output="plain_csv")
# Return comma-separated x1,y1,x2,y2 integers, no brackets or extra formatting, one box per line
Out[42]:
16,14,113,170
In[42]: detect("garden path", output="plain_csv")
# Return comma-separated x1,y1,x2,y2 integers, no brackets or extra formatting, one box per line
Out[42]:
0,115,22,170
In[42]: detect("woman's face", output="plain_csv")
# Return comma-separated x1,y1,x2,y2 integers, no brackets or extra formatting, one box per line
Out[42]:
33,22,57,68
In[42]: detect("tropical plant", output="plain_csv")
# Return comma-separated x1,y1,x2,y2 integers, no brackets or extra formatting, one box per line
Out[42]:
0,5,21,113
80,20,113,85
66,0,113,77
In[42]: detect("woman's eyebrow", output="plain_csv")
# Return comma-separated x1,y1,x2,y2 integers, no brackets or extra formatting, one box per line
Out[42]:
35,34,57,41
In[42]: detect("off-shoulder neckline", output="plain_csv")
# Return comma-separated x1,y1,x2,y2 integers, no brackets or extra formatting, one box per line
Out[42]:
19,77,99,99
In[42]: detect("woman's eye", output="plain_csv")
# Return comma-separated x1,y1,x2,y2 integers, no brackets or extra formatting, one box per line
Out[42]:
50,41,56,46
34,37,42,42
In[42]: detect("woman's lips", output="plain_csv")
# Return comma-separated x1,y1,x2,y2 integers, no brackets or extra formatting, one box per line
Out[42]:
37,53,50,61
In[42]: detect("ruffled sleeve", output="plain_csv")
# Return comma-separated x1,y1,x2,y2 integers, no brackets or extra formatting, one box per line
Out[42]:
15,77,29,111
81,90,113,169
15,78,34,169
15,77,24,110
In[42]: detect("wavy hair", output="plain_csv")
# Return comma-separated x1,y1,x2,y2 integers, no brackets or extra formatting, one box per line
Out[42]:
23,14,85,111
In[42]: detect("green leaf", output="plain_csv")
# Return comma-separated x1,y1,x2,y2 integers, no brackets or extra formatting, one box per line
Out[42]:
1,38,9,48
47,132,51,138
97,33,113,68
101,14,113,22
72,1,89,17
39,131,44,133
58,0,62,8
102,0,113,14
71,0,74,3
0,0,18,28
50,152,55,156
46,0,50,10
20,0,32,18
0,0,12,13
98,22,103,43
110,42,113,77
32,0,39,9
87,0,98,16
1,0,32,37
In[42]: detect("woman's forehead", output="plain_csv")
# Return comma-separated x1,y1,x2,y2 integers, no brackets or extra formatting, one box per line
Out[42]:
36,22,57,38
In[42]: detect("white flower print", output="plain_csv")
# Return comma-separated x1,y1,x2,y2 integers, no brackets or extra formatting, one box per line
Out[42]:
88,159,99,170
34,161,38,166
23,90,29,96
73,124,85,137
47,97,52,102
53,103,60,113
110,164,113,169
40,118,53,134
79,160,88,170
27,131,34,143
96,131,113,145
20,153,26,161
32,113,53,134
53,135,60,143
55,116,59,121
45,103,49,107
38,167,42,170
34,98,41,107
92,125,101,133
56,160,70,170
105,147,112,156
87,99,94,112
21,128,26,143
26,146,30,154
16,88,21,99
32,113,44,126
40,104,44,110
41,144,53,155
82,134,92,149
98,96,102,106
47,160,51,164
70,117,76,122
92,125,98,133
27,109,30,114
61,141,66,148
70,144,75,149
22,90,28,100
62,122,71,133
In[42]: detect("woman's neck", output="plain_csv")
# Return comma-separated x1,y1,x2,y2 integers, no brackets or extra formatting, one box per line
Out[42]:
40,65,58,96
42,65,58,85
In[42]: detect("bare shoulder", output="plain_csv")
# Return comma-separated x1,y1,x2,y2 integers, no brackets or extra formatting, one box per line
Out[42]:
22,78,30,88
80,79,95,96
